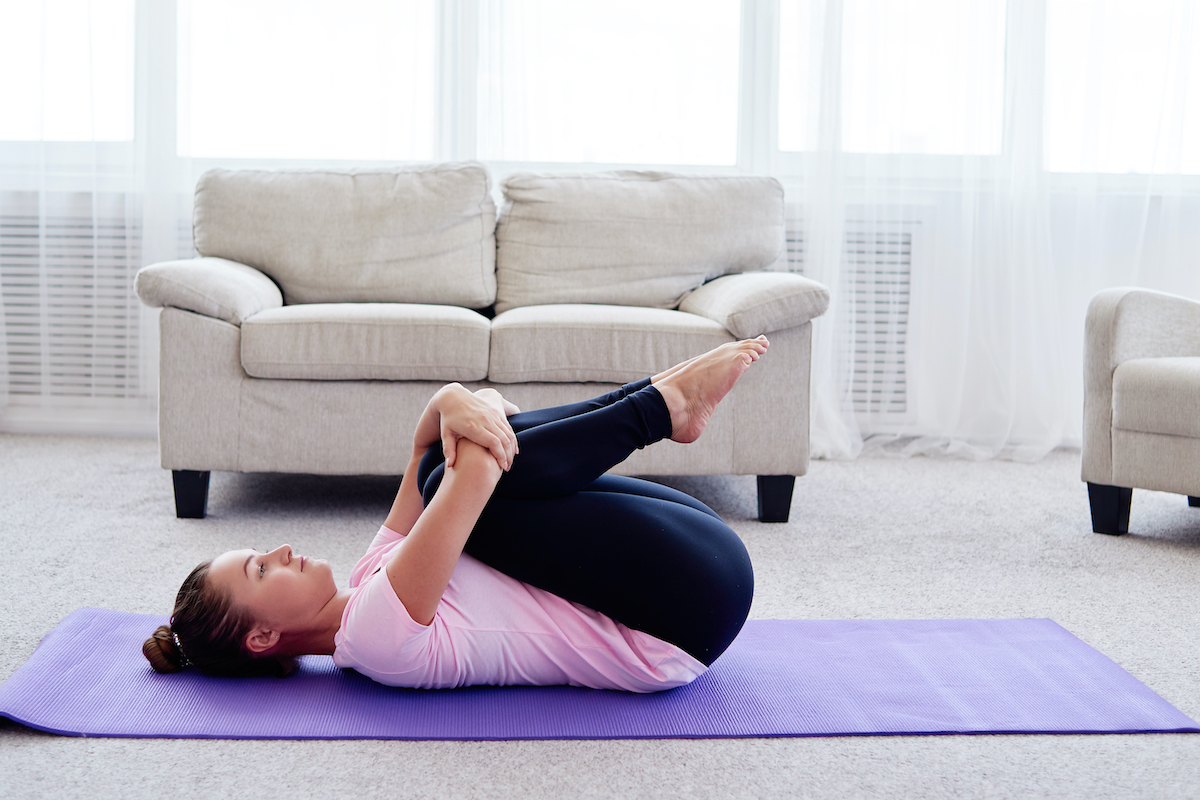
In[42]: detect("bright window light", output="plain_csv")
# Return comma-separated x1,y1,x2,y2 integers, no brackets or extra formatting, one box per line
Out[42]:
477,0,740,165
0,0,135,141
179,0,436,160
777,0,814,153
1044,0,1200,174
778,0,1007,156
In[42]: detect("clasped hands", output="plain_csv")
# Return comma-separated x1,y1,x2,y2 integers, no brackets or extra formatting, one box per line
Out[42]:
435,385,520,472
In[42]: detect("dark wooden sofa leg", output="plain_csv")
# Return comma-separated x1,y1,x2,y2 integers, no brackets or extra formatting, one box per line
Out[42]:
1087,482,1131,535
1189,496,1200,508
173,470,211,519
757,475,795,523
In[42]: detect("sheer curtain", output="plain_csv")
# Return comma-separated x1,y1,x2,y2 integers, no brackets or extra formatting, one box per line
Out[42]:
476,0,741,167
782,0,1200,460
0,0,176,435
0,0,435,435
4,0,1198,455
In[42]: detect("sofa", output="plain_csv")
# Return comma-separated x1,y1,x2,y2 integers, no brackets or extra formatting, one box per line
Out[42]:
134,163,830,521
1082,287,1200,534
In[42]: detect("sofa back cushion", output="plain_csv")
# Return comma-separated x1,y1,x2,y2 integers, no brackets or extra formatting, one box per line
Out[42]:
494,172,784,314
193,163,497,307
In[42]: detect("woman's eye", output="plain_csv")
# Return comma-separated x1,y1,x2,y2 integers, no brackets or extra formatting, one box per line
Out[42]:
258,563,265,578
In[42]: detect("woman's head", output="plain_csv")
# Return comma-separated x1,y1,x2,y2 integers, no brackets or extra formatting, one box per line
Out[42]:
142,559,295,678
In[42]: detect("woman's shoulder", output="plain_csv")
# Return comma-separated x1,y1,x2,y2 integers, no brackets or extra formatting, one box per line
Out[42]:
347,525,406,587
333,572,438,687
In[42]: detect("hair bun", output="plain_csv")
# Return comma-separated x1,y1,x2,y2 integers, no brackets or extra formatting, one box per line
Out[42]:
143,624,185,673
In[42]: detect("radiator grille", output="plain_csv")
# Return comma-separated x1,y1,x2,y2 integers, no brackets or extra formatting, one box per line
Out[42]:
843,229,910,415
784,215,914,416
1,192,144,401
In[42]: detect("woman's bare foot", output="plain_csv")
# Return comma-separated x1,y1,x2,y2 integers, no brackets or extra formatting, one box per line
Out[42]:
652,336,768,443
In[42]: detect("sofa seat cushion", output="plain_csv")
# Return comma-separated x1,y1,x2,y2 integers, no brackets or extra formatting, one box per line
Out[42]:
194,163,497,307
494,172,785,314
1112,357,1200,438
241,303,490,381
489,304,732,384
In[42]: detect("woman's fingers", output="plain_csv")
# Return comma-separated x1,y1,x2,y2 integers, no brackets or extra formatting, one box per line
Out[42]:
441,431,459,469
471,389,519,465
437,388,519,471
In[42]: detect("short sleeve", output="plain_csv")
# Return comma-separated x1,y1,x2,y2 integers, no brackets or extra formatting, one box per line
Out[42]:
333,564,437,681
348,524,406,587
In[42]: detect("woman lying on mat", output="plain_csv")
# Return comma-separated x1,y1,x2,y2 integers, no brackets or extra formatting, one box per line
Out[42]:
143,338,766,692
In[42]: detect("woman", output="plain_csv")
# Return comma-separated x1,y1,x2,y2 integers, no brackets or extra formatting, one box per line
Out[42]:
143,337,767,692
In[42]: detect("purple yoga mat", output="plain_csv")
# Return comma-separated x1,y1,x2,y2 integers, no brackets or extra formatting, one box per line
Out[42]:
1,609,1195,740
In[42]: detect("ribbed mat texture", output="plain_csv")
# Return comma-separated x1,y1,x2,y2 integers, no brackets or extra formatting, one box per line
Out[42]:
1,610,1195,740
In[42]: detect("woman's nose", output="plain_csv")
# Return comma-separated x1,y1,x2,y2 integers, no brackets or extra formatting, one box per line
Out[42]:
270,544,293,563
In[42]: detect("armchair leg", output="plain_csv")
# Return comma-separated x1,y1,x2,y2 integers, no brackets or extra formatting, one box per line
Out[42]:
1190,496,1200,508
757,475,796,523
1087,482,1131,535
172,470,211,519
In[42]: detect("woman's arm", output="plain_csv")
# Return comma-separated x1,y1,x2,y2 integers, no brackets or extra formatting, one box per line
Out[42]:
383,385,516,537
415,383,517,470
385,439,502,625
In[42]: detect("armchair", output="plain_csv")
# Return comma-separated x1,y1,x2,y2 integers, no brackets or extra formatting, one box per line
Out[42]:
1082,287,1200,534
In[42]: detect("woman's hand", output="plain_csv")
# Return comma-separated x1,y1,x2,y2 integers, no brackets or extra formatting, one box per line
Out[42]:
472,388,520,417
430,385,519,471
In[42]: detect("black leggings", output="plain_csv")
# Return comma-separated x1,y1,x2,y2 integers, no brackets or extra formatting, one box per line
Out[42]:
416,379,754,666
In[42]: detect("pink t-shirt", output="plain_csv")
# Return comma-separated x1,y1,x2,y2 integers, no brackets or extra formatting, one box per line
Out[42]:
331,525,707,692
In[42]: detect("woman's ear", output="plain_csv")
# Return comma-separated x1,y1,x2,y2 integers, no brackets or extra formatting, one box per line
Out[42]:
244,627,281,654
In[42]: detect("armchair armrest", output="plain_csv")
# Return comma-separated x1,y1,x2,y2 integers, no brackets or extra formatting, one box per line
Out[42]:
134,257,283,326
678,271,830,338
1082,287,1200,483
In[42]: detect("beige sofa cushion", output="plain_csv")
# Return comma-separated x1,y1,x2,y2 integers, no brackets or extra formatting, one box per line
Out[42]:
1112,357,1200,439
135,257,283,325
494,172,785,314
241,303,490,381
679,271,831,338
489,304,733,384
194,163,497,307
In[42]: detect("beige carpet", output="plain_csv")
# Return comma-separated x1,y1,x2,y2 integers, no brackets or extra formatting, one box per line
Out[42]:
1,432,1198,799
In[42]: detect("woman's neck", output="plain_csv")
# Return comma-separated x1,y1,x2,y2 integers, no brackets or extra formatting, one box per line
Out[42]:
278,587,354,657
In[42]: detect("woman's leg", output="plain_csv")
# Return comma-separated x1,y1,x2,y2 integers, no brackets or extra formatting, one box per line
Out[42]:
416,378,653,493
420,393,749,664
582,474,723,521
416,339,766,663
464,484,753,666
419,382,672,503
507,379,652,432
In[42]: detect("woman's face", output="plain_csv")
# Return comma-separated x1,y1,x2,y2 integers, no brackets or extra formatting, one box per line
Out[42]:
208,544,338,633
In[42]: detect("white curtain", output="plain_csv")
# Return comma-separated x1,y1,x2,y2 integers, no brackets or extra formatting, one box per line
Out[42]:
0,0,184,435
787,0,1200,460
4,0,1198,456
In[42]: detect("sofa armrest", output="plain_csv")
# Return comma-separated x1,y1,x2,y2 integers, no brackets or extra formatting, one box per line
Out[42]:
1082,287,1200,483
678,272,830,338
134,257,283,325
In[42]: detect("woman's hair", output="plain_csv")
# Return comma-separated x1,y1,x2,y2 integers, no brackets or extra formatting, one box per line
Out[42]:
142,561,294,678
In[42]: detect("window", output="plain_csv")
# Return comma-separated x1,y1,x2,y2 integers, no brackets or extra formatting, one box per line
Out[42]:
778,0,1007,156
178,0,436,160
0,0,135,142
1044,0,1200,174
477,0,741,165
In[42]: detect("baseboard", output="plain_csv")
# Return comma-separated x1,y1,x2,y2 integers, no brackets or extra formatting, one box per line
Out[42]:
0,405,157,438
